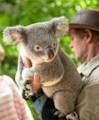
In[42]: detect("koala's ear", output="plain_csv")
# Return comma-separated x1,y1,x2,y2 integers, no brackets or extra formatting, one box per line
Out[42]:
3,25,26,44
51,16,69,38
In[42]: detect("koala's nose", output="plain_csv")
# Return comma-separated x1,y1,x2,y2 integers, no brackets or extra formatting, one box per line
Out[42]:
48,49,54,59
46,46,54,59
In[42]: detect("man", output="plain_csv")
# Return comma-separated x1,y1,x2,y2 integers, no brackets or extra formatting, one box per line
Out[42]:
68,9,99,120
18,9,99,120
32,9,99,120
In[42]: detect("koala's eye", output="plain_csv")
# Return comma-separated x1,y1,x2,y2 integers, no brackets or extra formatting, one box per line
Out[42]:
34,45,42,52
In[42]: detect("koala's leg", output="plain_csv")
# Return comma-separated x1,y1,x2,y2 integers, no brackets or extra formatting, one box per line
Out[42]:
53,90,75,116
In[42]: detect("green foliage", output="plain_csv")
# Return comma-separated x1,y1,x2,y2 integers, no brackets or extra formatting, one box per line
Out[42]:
0,0,99,119
1,0,99,78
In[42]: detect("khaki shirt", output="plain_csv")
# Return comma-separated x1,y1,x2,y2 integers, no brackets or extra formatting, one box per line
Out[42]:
76,55,99,120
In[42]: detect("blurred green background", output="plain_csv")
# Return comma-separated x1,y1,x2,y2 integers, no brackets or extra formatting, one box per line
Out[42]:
0,0,99,119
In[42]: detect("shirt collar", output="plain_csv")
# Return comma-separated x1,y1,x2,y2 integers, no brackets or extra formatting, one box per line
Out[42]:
78,55,99,77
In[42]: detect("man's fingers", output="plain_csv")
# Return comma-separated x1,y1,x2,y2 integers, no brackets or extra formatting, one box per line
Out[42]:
34,72,40,81
32,72,41,93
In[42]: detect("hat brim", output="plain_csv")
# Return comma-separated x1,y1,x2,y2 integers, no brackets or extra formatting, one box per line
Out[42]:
69,24,99,32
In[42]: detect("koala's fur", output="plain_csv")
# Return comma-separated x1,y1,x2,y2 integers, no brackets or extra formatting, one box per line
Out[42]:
3,17,83,118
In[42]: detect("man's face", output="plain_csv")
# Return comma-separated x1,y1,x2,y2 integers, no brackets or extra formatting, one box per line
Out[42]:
69,29,88,62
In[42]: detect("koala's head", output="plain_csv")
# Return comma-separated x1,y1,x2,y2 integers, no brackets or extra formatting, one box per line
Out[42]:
3,16,68,64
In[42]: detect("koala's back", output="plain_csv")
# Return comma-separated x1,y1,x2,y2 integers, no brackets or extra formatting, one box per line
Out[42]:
42,49,83,98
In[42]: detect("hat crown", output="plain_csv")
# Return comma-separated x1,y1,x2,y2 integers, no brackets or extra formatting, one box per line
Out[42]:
70,9,99,31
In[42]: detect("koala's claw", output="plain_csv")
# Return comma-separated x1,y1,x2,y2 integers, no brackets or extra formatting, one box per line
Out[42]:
54,111,65,118
66,112,79,120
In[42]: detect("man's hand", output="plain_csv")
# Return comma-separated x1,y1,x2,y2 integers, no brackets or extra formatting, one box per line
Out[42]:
31,72,41,93
22,67,41,93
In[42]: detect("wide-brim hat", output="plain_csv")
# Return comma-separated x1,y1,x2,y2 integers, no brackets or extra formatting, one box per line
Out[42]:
69,9,99,32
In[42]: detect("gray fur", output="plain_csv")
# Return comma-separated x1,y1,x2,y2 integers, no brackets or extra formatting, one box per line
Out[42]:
3,16,82,118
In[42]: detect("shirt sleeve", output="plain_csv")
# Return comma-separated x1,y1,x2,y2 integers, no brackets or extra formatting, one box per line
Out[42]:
76,64,99,120
3,75,34,120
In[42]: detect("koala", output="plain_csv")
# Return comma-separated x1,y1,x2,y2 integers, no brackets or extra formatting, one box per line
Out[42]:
3,17,82,119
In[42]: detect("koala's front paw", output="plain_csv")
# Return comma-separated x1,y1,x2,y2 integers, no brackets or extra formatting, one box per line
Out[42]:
66,112,79,120
22,68,34,81
54,110,65,118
